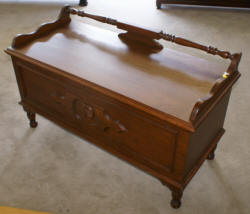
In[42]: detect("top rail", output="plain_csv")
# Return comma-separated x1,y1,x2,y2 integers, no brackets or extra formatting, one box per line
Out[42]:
68,7,233,61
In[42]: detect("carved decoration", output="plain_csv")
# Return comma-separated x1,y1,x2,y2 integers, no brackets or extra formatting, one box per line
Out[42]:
72,98,95,121
50,92,66,105
50,90,127,134
103,111,127,133
50,91,74,111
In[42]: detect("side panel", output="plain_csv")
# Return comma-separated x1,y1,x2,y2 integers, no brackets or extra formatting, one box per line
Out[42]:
12,57,186,184
184,90,231,179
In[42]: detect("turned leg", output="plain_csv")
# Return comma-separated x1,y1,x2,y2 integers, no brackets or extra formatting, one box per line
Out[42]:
27,111,38,128
160,181,183,209
79,0,88,6
170,189,183,209
207,144,217,160
156,0,162,9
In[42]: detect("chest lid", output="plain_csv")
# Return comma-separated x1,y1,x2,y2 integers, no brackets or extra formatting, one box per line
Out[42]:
5,6,241,131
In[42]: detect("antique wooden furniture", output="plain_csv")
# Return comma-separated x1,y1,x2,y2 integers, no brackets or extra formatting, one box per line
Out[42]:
156,0,250,9
5,6,241,209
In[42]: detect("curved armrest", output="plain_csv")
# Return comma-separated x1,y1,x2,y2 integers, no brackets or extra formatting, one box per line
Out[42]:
189,53,241,126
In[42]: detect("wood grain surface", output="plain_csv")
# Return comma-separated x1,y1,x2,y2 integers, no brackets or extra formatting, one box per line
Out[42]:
13,19,229,122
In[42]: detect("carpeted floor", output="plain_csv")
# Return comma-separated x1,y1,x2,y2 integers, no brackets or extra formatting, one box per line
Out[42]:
0,0,250,214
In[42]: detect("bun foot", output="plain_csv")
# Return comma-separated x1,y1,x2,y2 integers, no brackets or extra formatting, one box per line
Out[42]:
30,120,38,128
160,181,183,209
171,198,181,209
207,152,215,160
170,188,183,209
207,144,217,160
27,112,38,128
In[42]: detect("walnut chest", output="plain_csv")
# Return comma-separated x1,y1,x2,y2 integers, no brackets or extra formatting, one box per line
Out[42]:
5,6,241,209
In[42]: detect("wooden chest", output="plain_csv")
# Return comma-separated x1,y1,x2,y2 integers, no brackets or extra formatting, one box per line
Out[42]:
5,6,241,209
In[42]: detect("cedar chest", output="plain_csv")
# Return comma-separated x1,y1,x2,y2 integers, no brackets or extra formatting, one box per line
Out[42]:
5,6,241,209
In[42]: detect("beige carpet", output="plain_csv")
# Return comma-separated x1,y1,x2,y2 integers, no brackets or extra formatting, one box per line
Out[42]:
0,0,250,213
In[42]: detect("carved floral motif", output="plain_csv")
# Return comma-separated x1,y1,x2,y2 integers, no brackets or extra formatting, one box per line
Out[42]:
72,99,94,120
103,111,127,133
50,91,127,133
